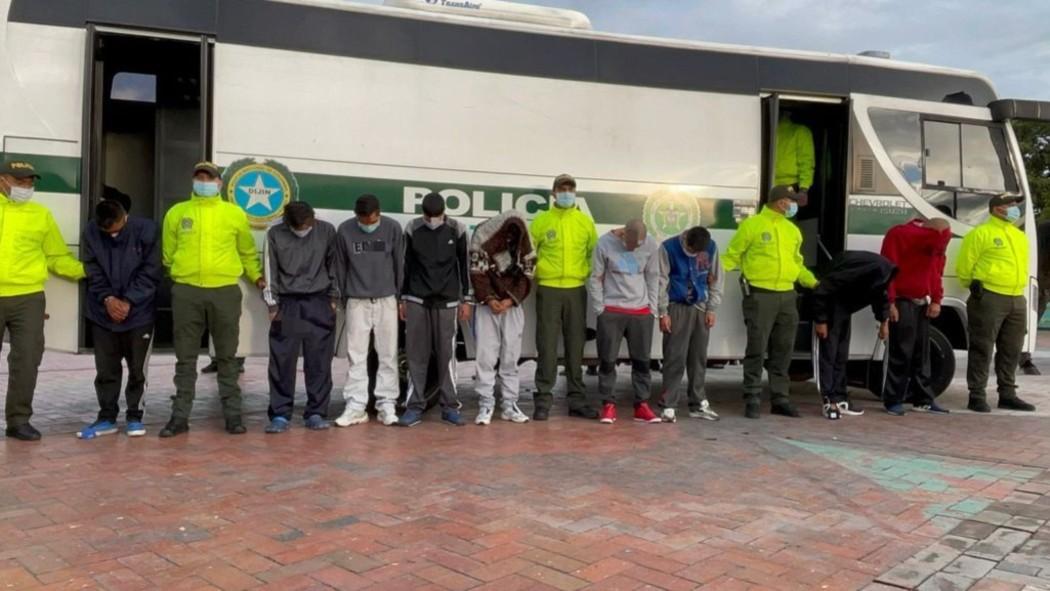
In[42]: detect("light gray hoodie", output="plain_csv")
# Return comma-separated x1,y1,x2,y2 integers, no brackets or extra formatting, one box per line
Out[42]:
587,231,660,316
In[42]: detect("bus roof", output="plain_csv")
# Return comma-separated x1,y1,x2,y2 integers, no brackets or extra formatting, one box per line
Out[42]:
9,0,998,105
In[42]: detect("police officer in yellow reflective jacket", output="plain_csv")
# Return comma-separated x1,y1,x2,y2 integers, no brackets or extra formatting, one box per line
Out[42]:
159,162,265,438
0,160,85,441
957,194,1035,413
775,111,815,202
723,185,817,420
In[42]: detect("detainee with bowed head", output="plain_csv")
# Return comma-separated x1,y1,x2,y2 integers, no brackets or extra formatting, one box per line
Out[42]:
469,209,535,425
880,217,952,416
399,192,473,427
159,161,265,438
0,160,85,442
334,194,404,427
656,225,723,423
722,184,817,419
529,173,599,421
588,219,662,424
262,201,339,433
78,196,161,439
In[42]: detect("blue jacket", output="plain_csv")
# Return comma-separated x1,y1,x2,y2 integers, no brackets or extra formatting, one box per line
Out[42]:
82,216,162,332
658,234,723,315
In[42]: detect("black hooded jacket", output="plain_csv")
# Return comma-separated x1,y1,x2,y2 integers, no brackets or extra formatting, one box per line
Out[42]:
812,251,898,324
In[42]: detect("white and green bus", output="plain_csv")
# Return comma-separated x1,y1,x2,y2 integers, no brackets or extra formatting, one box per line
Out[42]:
2,0,1044,397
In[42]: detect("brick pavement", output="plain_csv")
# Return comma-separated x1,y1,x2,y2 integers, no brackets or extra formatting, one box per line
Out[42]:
1,333,1049,590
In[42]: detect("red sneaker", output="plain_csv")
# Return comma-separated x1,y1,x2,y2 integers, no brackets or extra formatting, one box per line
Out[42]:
634,402,661,423
599,403,617,424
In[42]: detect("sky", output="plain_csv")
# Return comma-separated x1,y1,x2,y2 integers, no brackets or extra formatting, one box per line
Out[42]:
355,0,1050,100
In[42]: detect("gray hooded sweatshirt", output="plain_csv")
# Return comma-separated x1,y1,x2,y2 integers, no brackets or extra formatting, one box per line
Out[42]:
587,231,660,317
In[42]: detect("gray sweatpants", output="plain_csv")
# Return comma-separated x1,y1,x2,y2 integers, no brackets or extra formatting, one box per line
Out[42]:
597,311,654,405
405,302,459,412
475,304,525,410
659,303,711,411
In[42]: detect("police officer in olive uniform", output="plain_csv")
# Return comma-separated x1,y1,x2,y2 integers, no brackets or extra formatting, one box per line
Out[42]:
722,185,818,419
957,194,1035,413
0,161,85,441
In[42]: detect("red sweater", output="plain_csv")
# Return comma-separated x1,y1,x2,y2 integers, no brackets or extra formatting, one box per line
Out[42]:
880,219,951,304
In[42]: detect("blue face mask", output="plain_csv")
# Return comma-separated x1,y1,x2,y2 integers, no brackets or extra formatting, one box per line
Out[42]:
193,181,220,197
359,220,380,234
1005,205,1022,222
554,192,576,208
785,202,799,219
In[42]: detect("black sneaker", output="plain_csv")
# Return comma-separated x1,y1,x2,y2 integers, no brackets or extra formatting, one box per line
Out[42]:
159,418,189,438
533,407,550,421
744,401,760,419
225,419,247,434
771,402,801,418
998,397,1036,412
568,406,599,420
822,401,841,420
4,423,42,441
1020,360,1041,376
967,399,992,413
201,360,218,374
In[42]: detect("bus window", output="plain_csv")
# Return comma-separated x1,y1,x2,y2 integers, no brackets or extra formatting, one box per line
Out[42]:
923,120,962,188
868,108,922,191
111,72,157,103
920,119,1019,194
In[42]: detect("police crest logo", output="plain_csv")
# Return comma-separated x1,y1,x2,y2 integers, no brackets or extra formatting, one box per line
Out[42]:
761,232,773,242
222,158,298,229
642,189,701,240
180,217,193,231
546,229,557,241
993,238,1004,247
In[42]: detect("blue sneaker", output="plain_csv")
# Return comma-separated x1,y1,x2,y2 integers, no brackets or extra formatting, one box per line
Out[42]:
913,402,950,415
77,420,118,440
265,416,291,434
441,408,465,427
126,421,146,437
884,404,906,417
398,408,423,427
305,415,330,430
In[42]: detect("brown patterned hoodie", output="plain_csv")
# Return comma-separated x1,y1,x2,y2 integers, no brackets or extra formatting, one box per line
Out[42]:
469,210,536,306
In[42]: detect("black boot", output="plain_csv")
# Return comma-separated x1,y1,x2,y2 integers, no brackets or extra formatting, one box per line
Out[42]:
159,418,189,438
967,398,992,413
744,401,760,419
1019,355,1041,376
225,418,247,434
4,423,42,441
568,405,599,420
998,397,1036,412
771,401,801,418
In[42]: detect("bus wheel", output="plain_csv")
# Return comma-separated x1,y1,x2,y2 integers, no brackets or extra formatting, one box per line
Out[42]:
866,326,955,399
927,326,955,398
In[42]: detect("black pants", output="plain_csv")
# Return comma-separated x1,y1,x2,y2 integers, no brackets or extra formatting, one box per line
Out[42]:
818,306,851,404
92,322,154,423
268,294,336,420
884,299,935,407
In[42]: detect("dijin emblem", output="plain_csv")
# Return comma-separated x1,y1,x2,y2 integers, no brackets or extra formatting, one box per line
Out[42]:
222,158,298,229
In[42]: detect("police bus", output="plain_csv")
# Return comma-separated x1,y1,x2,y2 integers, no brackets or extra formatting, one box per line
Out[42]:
3,0,1046,398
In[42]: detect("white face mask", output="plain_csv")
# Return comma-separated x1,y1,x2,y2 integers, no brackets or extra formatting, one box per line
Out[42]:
425,216,445,230
6,186,34,203
292,226,314,238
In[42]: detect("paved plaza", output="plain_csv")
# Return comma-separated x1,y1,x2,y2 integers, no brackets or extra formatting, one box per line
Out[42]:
2,334,1050,590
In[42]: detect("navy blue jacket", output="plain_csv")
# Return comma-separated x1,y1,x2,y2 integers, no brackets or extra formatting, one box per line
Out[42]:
82,216,162,332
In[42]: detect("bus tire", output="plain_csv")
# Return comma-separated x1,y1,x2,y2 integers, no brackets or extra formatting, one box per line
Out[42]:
866,326,955,399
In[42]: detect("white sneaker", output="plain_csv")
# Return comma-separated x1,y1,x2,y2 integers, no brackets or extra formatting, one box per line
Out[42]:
334,408,369,427
378,406,399,426
476,406,494,426
500,404,530,424
837,401,865,416
661,408,676,423
688,400,720,421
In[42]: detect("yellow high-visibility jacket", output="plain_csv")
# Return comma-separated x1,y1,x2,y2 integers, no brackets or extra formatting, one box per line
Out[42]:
957,216,1028,297
530,205,598,289
775,117,815,189
723,206,817,292
162,194,262,288
0,193,85,297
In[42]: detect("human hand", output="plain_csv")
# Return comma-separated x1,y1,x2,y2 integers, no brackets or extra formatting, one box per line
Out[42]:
879,320,889,341
927,302,941,319
398,303,407,321
255,277,267,290
705,312,716,329
268,306,279,322
459,302,473,322
889,303,900,323
815,323,828,340
659,315,672,334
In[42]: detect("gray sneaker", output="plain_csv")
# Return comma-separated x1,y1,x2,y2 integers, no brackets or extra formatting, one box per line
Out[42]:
500,403,530,424
476,406,495,426
688,400,720,421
